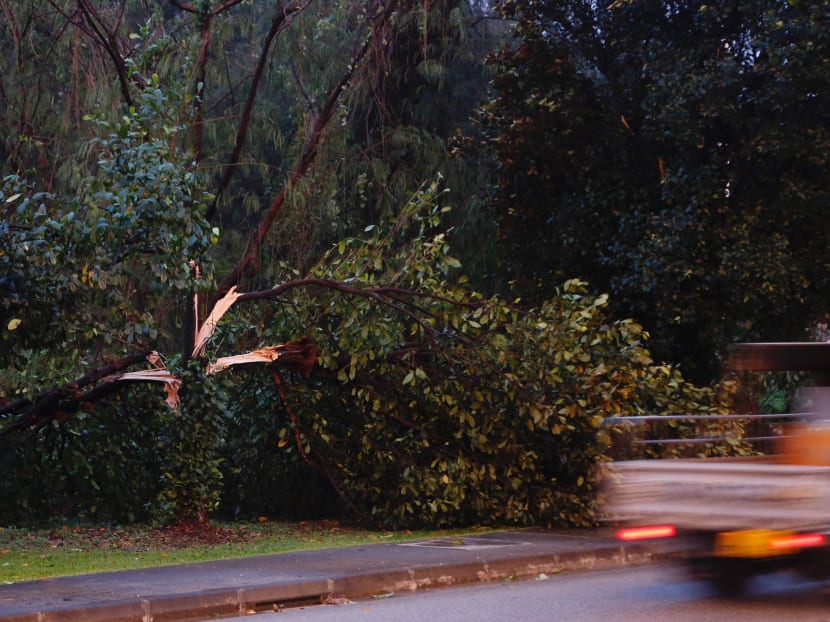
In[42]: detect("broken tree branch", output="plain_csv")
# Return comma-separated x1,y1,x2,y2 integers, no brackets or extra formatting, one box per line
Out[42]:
0,351,154,438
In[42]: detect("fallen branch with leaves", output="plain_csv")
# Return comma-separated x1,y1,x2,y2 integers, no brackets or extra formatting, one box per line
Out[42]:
1,275,463,438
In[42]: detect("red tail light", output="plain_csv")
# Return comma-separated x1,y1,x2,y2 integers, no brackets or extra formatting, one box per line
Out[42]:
768,533,826,551
616,525,677,541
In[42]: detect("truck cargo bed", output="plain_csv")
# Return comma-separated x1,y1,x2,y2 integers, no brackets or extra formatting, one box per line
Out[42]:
601,458,830,531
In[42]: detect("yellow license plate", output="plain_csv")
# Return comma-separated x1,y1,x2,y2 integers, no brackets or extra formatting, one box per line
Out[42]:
715,529,795,558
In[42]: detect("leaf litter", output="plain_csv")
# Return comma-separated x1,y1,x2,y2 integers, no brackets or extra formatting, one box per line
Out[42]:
0,519,355,555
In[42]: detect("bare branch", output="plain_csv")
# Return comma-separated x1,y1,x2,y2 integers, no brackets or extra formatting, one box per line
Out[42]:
213,1,406,297
169,0,198,13
214,32,376,297
212,0,248,14
112,0,127,35
191,11,213,163
0,0,23,70
290,61,315,111
208,1,309,217
188,0,265,164
170,0,247,16
74,0,134,107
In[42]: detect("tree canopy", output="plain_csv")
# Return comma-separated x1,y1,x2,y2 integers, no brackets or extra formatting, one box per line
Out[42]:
482,0,830,381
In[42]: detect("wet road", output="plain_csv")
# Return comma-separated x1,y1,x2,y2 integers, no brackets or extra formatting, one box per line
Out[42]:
218,561,830,622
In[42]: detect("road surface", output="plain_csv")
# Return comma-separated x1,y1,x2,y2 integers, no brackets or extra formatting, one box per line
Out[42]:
216,561,830,622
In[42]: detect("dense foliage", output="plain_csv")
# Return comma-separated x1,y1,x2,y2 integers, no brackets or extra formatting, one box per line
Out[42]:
0,167,734,527
483,0,830,381
1,99,215,360
2,0,814,528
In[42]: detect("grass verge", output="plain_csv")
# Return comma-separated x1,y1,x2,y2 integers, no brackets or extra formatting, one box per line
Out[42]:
0,519,484,584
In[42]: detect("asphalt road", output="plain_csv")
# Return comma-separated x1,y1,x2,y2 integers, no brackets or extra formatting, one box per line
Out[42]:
217,561,830,622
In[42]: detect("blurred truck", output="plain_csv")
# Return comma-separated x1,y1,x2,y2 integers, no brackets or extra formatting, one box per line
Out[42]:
599,342,830,596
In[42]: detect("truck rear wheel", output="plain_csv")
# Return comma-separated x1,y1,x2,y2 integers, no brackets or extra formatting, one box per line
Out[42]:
686,557,750,597
710,565,749,597
798,548,830,580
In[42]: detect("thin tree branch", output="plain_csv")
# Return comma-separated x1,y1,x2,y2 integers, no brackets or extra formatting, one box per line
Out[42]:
169,0,199,13
186,0,261,165
208,1,309,218
235,277,483,347
214,33,375,298
74,0,134,108
111,0,127,35
191,11,213,163
237,278,479,308
171,0,248,15
290,61,315,111
0,0,23,70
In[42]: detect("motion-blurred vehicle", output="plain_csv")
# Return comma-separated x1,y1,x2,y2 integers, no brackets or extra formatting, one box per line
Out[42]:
599,342,830,596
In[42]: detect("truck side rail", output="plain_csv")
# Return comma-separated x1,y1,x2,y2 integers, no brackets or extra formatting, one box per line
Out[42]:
601,413,815,460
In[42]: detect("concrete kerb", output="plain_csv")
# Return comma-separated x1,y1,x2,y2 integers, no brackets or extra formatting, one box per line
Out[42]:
0,541,677,622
